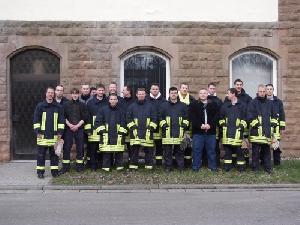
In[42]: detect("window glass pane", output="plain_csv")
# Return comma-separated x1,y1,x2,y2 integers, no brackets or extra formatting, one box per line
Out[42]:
124,53,166,96
232,53,273,97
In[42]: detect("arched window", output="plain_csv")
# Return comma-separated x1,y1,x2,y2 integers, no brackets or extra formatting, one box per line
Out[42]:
230,50,277,97
10,48,60,159
120,51,170,97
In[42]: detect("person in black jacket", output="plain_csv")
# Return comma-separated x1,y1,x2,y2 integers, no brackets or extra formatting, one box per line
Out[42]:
207,82,223,167
126,88,157,170
266,84,286,165
147,83,166,166
59,88,88,174
219,88,247,172
178,83,195,166
84,84,108,170
55,84,69,106
189,88,219,172
33,86,65,178
248,84,278,174
160,87,189,172
94,93,127,171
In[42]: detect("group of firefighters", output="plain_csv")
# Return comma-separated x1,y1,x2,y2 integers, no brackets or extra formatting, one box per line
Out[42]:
33,79,285,178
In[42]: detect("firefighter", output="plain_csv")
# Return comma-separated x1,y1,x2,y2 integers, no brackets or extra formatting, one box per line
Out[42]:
225,79,252,166
94,93,127,171
122,85,135,163
159,87,189,172
147,83,165,166
85,84,108,170
59,88,88,174
126,88,157,170
266,84,286,166
178,83,195,167
33,86,65,179
219,88,247,172
247,84,278,174
207,82,223,167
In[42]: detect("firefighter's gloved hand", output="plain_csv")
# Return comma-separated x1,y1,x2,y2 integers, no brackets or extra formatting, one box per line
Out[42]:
272,137,280,150
242,138,249,149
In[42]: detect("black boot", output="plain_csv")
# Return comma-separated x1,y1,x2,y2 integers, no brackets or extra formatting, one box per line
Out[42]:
37,172,44,179
58,164,70,175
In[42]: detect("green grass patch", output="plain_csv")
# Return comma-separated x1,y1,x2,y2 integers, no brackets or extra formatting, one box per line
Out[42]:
52,160,300,185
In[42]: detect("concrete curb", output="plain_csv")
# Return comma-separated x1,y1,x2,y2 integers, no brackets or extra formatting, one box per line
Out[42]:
0,183,300,192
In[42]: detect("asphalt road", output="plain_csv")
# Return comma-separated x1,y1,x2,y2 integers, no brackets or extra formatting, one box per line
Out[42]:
0,190,299,225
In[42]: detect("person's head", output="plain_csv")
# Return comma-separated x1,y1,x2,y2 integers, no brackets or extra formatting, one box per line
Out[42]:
227,88,238,102
81,84,90,96
96,83,105,98
257,84,266,98
136,88,146,101
90,87,97,96
55,85,64,99
108,82,117,94
198,88,208,101
207,82,217,95
169,87,178,102
234,79,243,93
122,85,133,98
150,83,160,97
70,88,80,101
266,84,274,96
109,93,118,107
45,86,55,102
179,83,189,96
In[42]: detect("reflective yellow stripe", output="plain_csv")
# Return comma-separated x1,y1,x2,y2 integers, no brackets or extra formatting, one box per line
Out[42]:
76,160,84,164
162,138,184,145
96,125,106,133
184,156,192,159
240,120,247,129
160,120,166,127
50,166,59,170
236,118,241,127
133,129,138,138
182,119,189,127
145,165,153,169
53,112,58,131
103,133,109,145
58,124,65,129
237,161,245,165
41,112,46,131
250,119,258,127
222,138,242,146
179,127,184,138
166,116,171,139
224,160,232,164
232,154,237,157
36,166,45,170
117,134,122,146
219,119,225,126
33,123,41,129
222,127,227,139
235,128,241,140
37,135,58,146
119,126,127,134
116,167,124,171
63,160,70,164
155,156,163,160
150,122,157,130
127,121,135,129
99,144,125,152
102,168,110,172
130,138,154,147
129,165,138,169
280,121,286,127
84,124,91,130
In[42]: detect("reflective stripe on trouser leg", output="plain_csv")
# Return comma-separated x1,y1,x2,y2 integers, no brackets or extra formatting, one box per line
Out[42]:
144,147,154,167
36,146,46,173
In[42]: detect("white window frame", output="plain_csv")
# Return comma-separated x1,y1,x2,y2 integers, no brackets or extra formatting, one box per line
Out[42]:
120,51,170,97
229,50,277,96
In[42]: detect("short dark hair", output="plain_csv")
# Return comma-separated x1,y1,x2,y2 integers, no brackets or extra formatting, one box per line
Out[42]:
56,84,64,90
266,83,274,88
234,79,243,85
124,85,133,96
136,88,146,93
71,88,80,94
228,88,238,96
151,83,160,88
169,87,178,93
109,81,117,86
180,83,189,88
46,86,55,93
90,87,96,91
207,82,216,88
109,93,118,98
96,83,105,90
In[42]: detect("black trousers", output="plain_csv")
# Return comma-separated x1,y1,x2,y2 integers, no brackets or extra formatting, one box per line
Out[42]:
88,142,102,170
155,139,163,165
252,143,271,171
163,145,184,170
130,145,154,168
273,148,282,165
36,146,58,175
63,128,84,169
223,145,245,170
102,152,124,170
